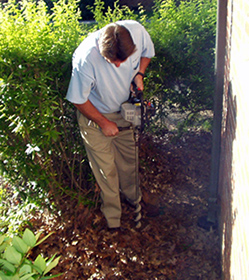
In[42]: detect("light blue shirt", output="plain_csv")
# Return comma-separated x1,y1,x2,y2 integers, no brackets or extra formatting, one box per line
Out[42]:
66,20,155,113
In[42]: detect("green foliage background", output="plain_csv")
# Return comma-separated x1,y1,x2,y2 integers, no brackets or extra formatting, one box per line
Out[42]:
0,0,217,208
144,0,217,128
0,0,90,207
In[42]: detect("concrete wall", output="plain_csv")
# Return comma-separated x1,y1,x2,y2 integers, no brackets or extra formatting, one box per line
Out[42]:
218,0,249,279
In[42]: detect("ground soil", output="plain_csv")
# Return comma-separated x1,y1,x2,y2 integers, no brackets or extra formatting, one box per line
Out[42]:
29,127,221,280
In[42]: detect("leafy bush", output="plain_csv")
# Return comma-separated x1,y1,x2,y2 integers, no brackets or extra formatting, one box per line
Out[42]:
0,228,61,279
0,0,217,209
143,0,217,128
0,181,38,235
79,0,116,20
0,0,144,209
90,0,139,28
0,0,93,207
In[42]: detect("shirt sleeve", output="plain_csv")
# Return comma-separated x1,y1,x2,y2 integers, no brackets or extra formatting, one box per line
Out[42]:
66,56,95,104
140,24,155,58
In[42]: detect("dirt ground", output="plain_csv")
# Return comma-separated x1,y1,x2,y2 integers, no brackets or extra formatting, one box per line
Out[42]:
29,127,221,280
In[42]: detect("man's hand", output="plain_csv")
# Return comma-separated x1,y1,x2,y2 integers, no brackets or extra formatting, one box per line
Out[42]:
101,119,119,137
74,100,119,137
134,74,144,91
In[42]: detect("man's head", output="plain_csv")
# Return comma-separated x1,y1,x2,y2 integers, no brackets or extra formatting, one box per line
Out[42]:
99,23,137,66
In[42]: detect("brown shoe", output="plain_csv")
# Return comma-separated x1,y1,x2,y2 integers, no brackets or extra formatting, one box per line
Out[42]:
108,227,127,234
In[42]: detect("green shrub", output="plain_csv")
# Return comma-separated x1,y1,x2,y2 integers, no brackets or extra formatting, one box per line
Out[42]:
90,0,139,28
143,0,217,128
79,0,116,20
0,0,93,206
0,228,61,279
0,0,217,209
0,181,38,235
0,0,140,208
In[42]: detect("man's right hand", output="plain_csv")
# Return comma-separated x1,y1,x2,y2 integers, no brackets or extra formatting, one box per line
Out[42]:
73,100,119,137
101,119,119,137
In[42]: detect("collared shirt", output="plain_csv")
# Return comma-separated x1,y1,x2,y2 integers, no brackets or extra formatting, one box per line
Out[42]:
66,20,155,113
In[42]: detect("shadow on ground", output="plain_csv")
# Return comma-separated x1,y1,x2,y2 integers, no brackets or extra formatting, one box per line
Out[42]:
30,129,221,280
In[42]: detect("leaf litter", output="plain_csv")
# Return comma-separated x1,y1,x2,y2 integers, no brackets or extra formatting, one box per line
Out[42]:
29,129,221,280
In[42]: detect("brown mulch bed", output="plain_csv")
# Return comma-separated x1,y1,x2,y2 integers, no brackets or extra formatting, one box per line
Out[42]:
29,129,221,280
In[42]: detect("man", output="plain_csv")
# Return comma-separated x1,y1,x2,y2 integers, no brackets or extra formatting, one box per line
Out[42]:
66,20,155,229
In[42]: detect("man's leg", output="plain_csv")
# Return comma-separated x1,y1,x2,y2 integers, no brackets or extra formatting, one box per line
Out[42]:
102,112,142,205
113,129,142,204
77,112,121,228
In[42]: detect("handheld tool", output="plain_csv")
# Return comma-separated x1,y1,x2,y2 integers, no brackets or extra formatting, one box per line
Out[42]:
121,81,155,228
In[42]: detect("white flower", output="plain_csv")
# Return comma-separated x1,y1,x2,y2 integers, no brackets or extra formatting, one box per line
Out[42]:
25,144,40,155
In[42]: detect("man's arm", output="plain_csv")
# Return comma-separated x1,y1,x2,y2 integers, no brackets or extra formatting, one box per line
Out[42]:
73,100,119,137
134,57,151,90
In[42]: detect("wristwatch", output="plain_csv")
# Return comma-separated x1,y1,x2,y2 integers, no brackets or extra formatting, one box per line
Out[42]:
135,72,144,79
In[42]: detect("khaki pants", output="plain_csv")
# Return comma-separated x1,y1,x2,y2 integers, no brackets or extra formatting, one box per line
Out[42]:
77,111,141,228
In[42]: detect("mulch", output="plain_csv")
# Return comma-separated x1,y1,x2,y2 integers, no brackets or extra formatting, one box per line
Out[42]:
29,129,221,280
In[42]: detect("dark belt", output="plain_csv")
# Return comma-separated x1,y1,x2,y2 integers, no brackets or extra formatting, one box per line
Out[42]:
118,126,132,131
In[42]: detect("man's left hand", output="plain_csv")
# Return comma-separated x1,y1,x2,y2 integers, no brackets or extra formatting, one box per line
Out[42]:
134,74,144,91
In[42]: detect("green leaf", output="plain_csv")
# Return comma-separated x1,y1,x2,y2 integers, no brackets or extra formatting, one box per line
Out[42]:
35,232,54,247
0,271,13,280
20,273,36,280
0,236,10,252
40,273,63,280
4,246,22,265
35,231,42,242
32,264,43,275
0,235,5,245
34,255,46,273
0,258,16,273
0,243,8,253
22,229,36,247
12,236,29,254
43,256,61,275
19,263,32,276
11,275,21,280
